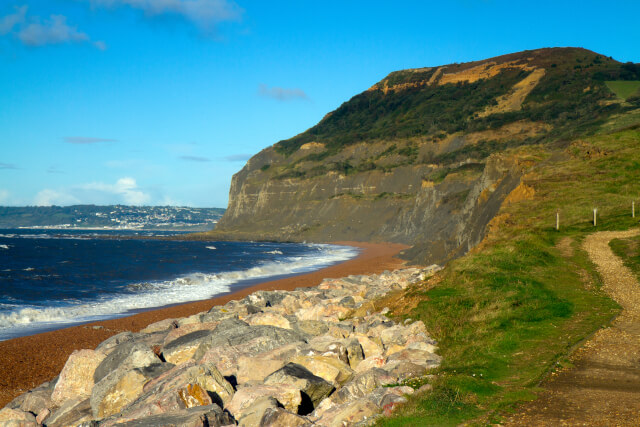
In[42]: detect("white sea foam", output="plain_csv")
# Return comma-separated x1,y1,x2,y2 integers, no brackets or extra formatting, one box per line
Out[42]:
264,250,283,255
206,246,217,250
0,243,358,340
0,244,9,250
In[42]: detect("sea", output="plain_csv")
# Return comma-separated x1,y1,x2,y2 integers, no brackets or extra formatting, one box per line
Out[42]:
0,229,359,341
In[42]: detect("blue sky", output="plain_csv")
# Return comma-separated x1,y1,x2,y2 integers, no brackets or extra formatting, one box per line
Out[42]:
1,0,639,208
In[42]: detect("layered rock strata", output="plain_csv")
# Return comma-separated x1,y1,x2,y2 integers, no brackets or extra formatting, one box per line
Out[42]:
2,266,441,427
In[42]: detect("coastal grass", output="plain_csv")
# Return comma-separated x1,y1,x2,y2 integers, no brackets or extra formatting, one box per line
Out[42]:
379,110,640,425
609,235,640,279
606,80,640,100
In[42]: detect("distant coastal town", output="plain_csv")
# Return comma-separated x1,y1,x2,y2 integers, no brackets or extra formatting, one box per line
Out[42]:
0,205,225,231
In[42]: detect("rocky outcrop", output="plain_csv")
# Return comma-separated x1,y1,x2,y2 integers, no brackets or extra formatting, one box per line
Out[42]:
4,266,441,426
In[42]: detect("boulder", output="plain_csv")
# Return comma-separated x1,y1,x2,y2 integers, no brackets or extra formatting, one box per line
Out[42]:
291,355,353,386
162,322,219,346
354,355,387,373
384,360,428,381
101,404,232,427
352,334,383,358
313,398,379,427
162,329,215,365
232,396,278,426
295,320,329,336
140,318,178,334
260,407,310,426
0,408,37,427
227,384,302,415
94,342,160,383
343,338,365,368
46,398,92,427
236,355,287,384
330,369,395,405
95,331,136,354
246,312,292,329
264,363,335,411
51,349,106,406
386,348,442,369
177,383,213,408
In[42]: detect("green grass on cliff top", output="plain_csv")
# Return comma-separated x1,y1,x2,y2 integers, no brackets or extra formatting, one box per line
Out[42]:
378,109,640,426
606,80,640,99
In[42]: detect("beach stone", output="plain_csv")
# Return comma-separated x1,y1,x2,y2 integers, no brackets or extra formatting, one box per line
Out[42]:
384,360,428,381
35,408,50,425
51,349,106,405
330,368,396,405
264,363,335,411
291,355,354,386
296,304,351,322
236,355,287,384
352,334,383,358
177,383,213,408
102,404,232,427
197,345,245,377
95,331,136,354
343,338,365,368
94,342,159,383
162,329,215,365
306,336,349,363
386,348,442,369
193,319,308,360
232,396,278,426
227,384,302,415
260,407,310,426
46,398,92,427
16,387,52,415
140,318,178,334
407,341,439,353
246,312,292,329
0,408,37,426
316,398,379,427
163,322,219,346
365,386,414,407
295,320,330,336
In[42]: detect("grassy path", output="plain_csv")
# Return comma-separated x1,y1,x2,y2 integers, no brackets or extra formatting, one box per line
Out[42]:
505,229,640,426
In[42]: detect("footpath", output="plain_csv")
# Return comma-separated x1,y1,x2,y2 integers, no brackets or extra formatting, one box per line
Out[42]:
505,230,640,426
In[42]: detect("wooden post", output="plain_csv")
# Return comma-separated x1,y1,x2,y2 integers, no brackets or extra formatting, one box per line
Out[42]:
593,208,597,226
633,201,635,218
556,211,559,231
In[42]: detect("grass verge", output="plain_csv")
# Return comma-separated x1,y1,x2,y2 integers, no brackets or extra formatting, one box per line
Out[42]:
378,109,640,425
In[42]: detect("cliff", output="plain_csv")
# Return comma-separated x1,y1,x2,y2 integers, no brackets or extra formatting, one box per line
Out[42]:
213,47,640,264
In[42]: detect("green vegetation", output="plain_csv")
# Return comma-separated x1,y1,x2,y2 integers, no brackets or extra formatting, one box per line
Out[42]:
426,163,485,184
379,112,640,425
275,49,639,157
609,236,640,279
605,81,640,100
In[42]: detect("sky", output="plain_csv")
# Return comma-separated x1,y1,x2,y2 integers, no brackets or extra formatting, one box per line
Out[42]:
1,1,639,208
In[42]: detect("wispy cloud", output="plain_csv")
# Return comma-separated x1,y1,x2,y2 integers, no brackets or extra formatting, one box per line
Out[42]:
34,189,80,206
0,5,27,35
47,166,65,174
0,189,9,204
64,136,117,144
258,84,308,101
35,177,153,206
180,155,211,162
0,7,105,49
88,0,243,31
224,153,252,162
0,162,19,170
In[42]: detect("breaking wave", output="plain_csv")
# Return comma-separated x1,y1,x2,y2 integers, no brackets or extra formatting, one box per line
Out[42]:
0,243,358,340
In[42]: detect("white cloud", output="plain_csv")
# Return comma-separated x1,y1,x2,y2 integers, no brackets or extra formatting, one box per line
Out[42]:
258,84,308,101
0,189,10,204
34,189,80,206
0,8,104,49
0,5,27,35
18,14,89,46
89,0,242,30
79,177,151,205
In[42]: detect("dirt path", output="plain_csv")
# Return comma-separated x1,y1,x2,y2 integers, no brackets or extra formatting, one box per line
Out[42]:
505,230,640,426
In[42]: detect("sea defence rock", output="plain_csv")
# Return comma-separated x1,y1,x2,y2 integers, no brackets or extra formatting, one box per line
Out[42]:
4,266,442,426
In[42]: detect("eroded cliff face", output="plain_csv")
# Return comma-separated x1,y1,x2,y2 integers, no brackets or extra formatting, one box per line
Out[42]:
212,48,633,264
215,133,526,264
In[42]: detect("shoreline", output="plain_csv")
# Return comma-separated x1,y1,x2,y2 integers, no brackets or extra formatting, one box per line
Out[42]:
0,241,408,408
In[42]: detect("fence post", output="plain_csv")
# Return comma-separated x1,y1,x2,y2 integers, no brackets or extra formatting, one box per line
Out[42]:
633,201,635,218
593,208,597,227
556,211,559,231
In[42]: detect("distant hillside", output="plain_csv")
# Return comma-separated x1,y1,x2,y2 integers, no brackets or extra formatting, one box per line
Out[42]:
0,205,225,231
212,47,640,265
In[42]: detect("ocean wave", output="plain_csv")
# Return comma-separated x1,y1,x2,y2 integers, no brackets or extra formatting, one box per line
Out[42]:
0,244,9,250
0,243,358,336
263,250,283,255
206,246,216,250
